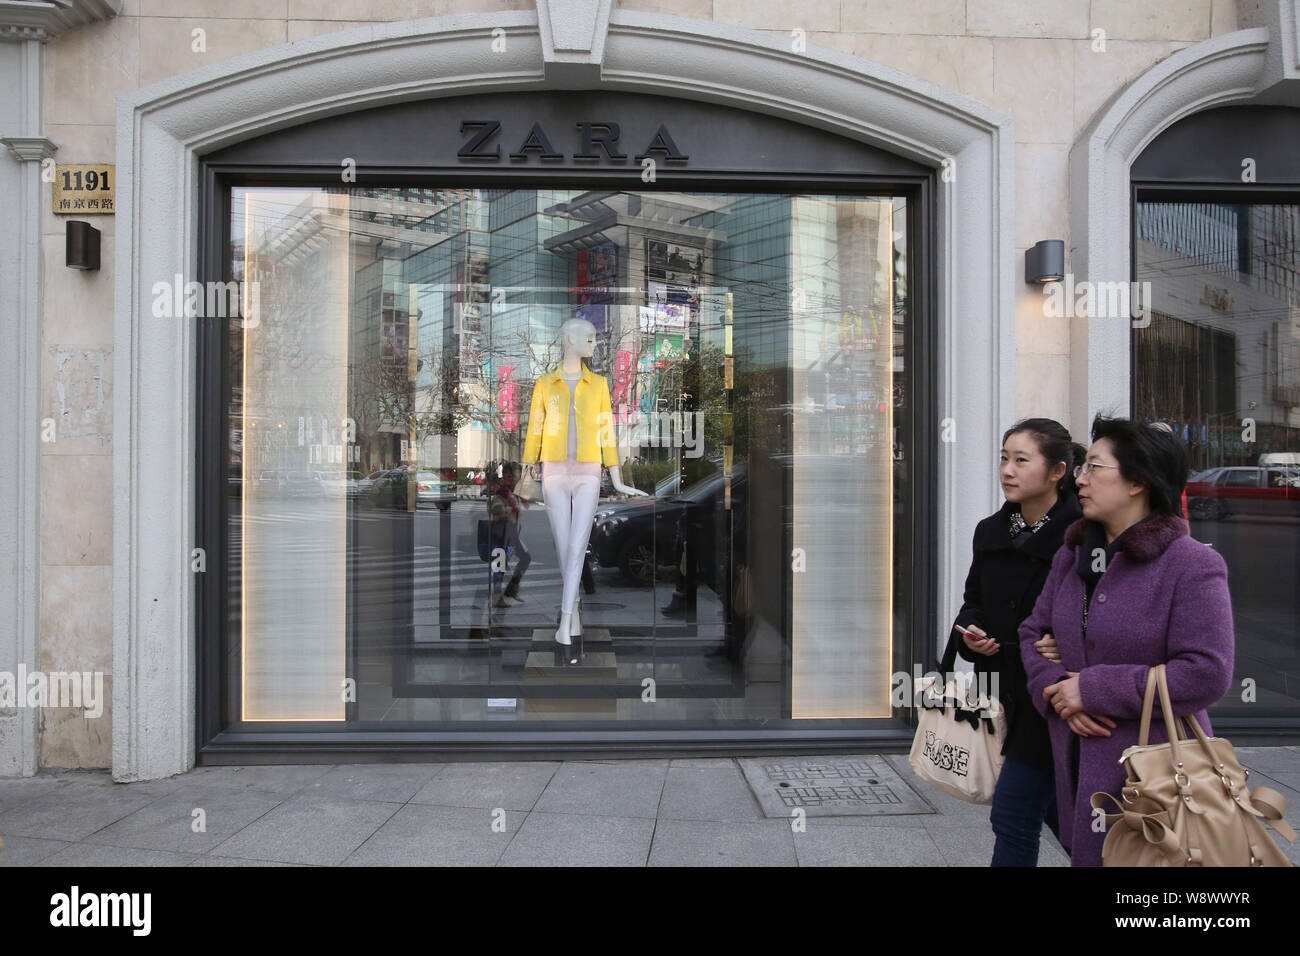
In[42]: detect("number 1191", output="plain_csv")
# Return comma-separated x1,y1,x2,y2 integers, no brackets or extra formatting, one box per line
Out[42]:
61,169,110,191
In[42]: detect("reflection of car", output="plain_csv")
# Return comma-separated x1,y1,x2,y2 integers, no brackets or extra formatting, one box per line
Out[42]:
254,470,286,493
417,469,456,511
345,470,367,498
367,466,413,509
1185,466,1300,520
589,465,744,586
654,471,682,498
284,470,322,497
316,471,348,497
355,470,384,500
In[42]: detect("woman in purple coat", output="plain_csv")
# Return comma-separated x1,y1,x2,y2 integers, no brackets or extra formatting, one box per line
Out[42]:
1019,416,1235,866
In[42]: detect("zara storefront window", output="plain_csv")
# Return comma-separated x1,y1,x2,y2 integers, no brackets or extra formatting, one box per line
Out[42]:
220,185,912,732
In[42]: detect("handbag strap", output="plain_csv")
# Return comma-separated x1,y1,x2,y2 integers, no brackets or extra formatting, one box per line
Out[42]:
939,629,962,675
1138,666,1159,746
1152,665,1185,768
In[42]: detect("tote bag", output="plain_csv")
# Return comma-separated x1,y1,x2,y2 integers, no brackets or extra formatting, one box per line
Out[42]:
908,635,1006,804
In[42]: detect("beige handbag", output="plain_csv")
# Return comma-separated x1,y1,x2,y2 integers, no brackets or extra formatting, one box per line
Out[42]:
1090,664,1295,866
514,464,542,502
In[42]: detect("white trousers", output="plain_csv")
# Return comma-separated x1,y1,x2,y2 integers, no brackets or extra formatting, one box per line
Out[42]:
542,469,600,615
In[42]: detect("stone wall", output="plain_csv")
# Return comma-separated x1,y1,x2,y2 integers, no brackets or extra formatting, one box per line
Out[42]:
33,0,1244,767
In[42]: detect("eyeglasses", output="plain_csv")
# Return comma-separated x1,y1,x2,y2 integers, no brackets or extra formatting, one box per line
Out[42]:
1073,461,1120,479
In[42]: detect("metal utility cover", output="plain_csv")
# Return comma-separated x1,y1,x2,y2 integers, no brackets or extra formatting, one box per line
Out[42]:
738,755,934,818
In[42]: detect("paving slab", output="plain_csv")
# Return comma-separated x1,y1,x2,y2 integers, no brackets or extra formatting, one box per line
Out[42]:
668,758,737,769
409,761,560,811
498,811,654,867
0,775,96,810
927,821,1068,867
176,764,336,794
657,765,767,822
648,818,797,867
298,763,445,803
35,843,200,867
207,792,401,866
0,835,71,867
534,760,668,819
0,785,162,841
342,804,512,866
792,825,947,866
189,855,309,867
1250,770,1300,795
1234,747,1300,773
80,787,285,854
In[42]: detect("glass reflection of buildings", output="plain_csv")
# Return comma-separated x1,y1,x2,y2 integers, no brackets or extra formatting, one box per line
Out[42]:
243,186,904,482
1135,202,1300,468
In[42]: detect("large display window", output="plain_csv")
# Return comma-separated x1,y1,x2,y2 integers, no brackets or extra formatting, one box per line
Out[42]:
222,185,912,730
192,91,934,751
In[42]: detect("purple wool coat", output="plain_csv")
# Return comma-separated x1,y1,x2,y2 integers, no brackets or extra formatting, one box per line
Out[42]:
1018,513,1235,867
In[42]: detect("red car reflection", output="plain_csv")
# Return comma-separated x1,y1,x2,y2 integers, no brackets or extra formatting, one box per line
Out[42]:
1185,466,1300,520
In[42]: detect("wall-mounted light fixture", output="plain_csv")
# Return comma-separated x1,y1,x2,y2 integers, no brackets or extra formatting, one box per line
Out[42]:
66,220,101,271
1025,239,1064,283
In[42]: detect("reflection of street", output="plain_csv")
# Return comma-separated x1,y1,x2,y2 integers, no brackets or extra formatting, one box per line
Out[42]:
411,501,723,633
1191,517,1300,712
228,497,736,721
229,499,726,639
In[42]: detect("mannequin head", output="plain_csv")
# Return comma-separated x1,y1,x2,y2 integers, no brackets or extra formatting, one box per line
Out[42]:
559,318,597,365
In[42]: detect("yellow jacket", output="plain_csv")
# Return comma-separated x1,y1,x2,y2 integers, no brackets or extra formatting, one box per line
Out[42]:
523,365,619,467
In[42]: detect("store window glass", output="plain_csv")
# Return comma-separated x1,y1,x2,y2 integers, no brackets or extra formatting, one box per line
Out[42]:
225,186,910,729
1135,200,1300,718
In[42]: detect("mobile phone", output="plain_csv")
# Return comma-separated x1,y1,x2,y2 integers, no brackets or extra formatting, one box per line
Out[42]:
955,623,994,642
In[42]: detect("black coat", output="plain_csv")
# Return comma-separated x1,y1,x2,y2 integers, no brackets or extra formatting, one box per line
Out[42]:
949,493,1082,768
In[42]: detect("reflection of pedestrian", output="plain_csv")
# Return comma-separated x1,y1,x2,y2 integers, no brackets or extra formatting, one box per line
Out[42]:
489,462,531,606
661,507,697,616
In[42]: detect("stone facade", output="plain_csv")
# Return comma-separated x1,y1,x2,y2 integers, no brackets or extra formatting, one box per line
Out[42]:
2,0,1293,774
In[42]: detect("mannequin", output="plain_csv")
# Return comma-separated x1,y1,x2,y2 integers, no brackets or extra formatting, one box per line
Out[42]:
524,318,646,653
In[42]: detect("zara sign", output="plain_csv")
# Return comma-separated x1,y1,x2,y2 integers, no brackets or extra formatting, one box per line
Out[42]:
458,120,689,164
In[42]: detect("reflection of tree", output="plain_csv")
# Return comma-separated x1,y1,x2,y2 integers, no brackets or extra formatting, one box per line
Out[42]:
351,322,539,463
625,337,778,464
351,351,467,459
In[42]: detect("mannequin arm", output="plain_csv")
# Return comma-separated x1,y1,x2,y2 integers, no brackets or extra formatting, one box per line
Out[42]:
608,465,647,497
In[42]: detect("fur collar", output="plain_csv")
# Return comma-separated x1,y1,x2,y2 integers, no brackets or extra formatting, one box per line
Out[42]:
1063,512,1189,562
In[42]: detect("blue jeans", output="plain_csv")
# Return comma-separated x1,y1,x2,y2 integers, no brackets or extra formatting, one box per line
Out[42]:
989,757,1059,867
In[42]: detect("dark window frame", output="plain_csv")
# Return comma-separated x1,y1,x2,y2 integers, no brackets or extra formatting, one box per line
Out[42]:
196,161,939,762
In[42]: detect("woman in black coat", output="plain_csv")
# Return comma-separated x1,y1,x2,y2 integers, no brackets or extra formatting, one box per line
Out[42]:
949,418,1084,866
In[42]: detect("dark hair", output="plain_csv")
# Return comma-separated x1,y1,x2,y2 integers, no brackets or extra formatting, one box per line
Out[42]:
1002,418,1086,498
1089,414,1189,515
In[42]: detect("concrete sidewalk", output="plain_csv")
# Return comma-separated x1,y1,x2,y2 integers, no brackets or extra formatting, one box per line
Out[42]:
1,748,1297,867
